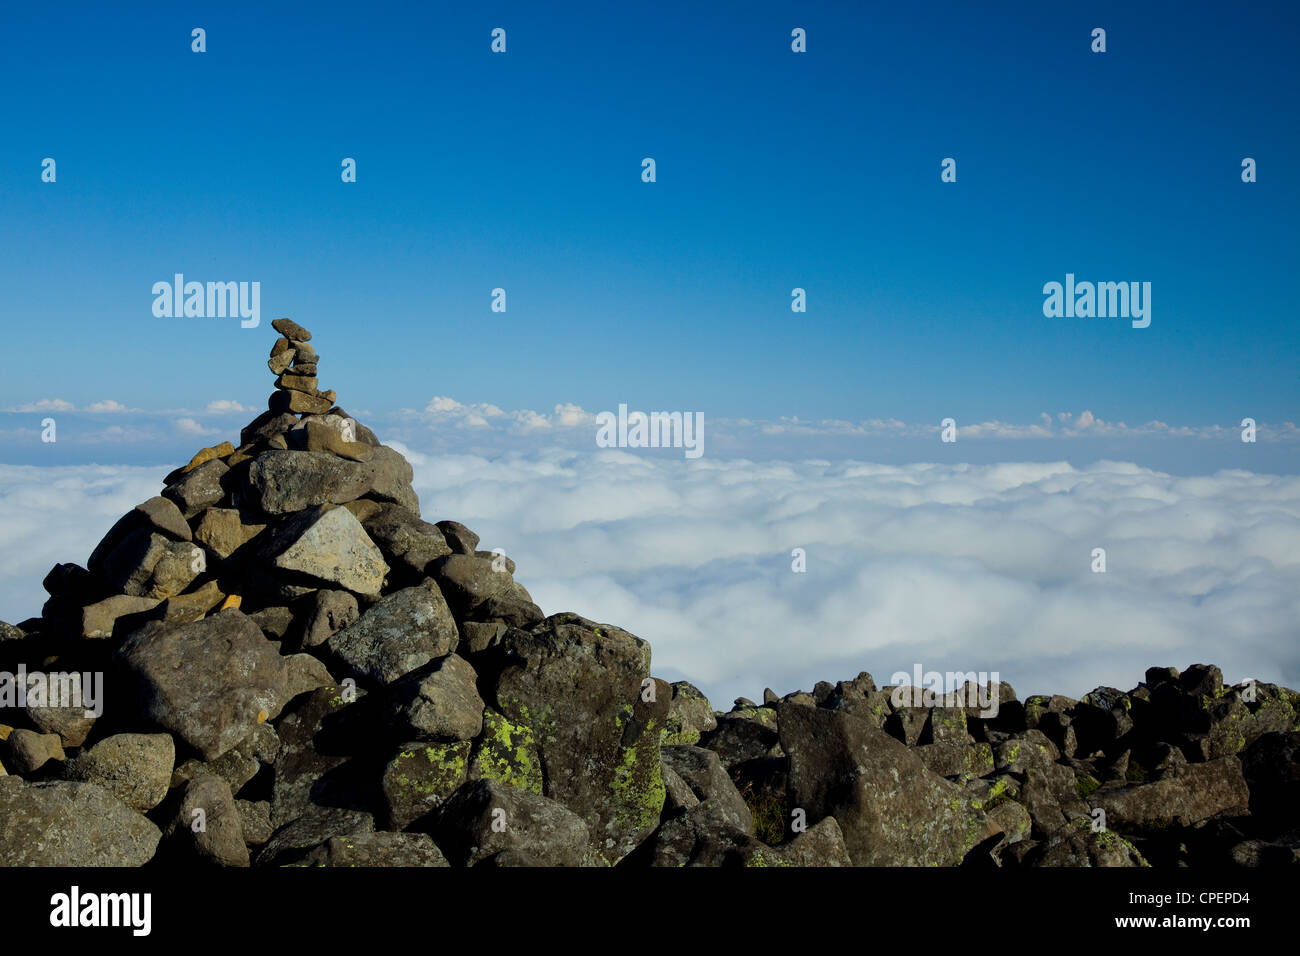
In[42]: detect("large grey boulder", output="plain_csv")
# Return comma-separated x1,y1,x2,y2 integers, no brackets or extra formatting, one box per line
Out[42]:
0,778,161,866
778,704,995,866
114,609,290,761
328,580,458,684
61,733,174,812
487,613,668,863
432,779,591,867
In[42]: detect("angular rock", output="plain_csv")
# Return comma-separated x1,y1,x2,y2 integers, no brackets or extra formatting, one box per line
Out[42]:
664,681,717,746
114,609,290,761
433,779,591,867
61,733,173,812
1095,757,1250,830
329,580,458,684
0,778,161,866
236,799,274,846
166,775,249,867
385,654,484,742
286,415,373,462
362,504,450,584
489,613,667,862
162,458,230,518
778,704,994,866
5,729,64,774
661,745,753,834
436,520,480,554
272,317,311,341
301,589,359,648
193,507,267,559
775,816,854,867
429,553,514,614
262,505,388,597
246,451,373,514
257,808,375,867
80,594,161,639
382,741,472,830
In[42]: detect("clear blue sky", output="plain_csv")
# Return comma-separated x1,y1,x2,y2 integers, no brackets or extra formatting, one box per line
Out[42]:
1,0,1296,429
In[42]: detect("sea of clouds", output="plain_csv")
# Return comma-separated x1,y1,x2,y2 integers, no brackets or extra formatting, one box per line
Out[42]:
2,447,1297,709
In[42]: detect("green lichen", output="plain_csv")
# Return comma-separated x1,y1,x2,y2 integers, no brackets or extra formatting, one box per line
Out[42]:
387,740,470,798
1125,762,1148,784
474,711,543,794
609,717,666,834
1075,774,1101,799
736,779,788,846
744,849,792,867
662,727,701,746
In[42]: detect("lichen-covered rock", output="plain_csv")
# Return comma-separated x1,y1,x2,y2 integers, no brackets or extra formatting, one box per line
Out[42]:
299,831,449,866
664,681,717,746
778,704,995,866
0,778,161,865
774,816,853,866
329,580,458,684
1094,756,1250,830
61,733,174,812
622,802,785,868
165,774,249,867
469,709,543,795
381,741,471,830
246,450,373,513
488,614,668,863
114,609,290,761
1022,819,1148,867
660,745,753,834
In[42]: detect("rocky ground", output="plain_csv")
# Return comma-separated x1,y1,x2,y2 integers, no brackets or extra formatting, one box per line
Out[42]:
1,319,1297,867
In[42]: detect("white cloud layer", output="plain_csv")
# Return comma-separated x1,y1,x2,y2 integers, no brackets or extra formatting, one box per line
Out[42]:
2,454,1297,710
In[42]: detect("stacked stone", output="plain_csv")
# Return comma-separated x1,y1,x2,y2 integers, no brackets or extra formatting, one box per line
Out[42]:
266,317,335,416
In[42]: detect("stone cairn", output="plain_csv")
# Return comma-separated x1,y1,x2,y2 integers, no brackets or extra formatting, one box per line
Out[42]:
0,320,1297,867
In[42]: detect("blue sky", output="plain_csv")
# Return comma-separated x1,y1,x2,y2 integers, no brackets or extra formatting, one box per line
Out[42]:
1,0,1296,446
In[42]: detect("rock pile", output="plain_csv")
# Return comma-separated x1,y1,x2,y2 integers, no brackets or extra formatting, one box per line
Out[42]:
1,321,1297,867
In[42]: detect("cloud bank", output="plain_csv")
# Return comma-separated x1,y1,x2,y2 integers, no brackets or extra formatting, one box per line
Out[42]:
5,452,1295,712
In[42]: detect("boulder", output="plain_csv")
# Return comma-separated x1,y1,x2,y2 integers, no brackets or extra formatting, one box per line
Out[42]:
165,774,249,867
385,653,483,741
261,505,388,597
328,580,458,684
432,779,591,867
114,609,290,761
488,613,668,863
778,704,995,866
61,733,174,812
0,778,161,865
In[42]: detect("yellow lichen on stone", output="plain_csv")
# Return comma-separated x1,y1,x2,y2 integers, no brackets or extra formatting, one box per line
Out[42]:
219,594,242,611
182,441,236,474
